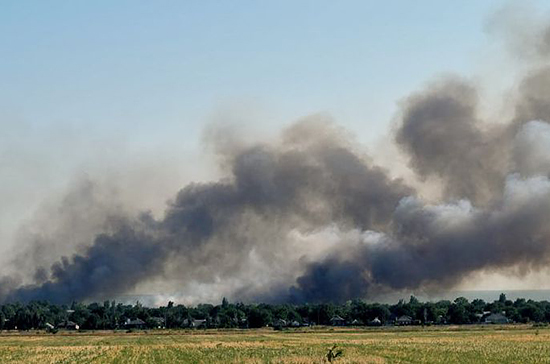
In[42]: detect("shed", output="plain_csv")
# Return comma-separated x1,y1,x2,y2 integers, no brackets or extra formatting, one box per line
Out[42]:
183,318,207,329
369,317,382,326
396,315,412,325
290,320,301,327
150,317,165,328
59,321,80,330
125,318,146,329
273,319,287,328
484,313,509,324
330,315,346,326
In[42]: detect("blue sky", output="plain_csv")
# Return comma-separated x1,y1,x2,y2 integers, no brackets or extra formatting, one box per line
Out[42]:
1,0,519,149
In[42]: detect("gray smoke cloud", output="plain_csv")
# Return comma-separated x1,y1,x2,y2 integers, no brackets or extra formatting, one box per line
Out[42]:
2,118,411,304
288,173,550,302
395,78,506,205
4,7,550,305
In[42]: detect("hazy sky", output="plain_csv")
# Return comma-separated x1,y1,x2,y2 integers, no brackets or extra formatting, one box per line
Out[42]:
3,0,550,296
1,0,519,144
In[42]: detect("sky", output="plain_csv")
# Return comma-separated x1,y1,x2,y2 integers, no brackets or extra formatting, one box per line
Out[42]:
3,0,550,301
1,0,514,145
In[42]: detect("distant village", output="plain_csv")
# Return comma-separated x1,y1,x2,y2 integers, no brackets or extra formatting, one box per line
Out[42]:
0,294,545,332
49,310,510,332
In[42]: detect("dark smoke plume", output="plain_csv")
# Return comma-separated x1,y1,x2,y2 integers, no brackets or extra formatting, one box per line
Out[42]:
3,119,411,304
395,78,506,205
4,7,550,304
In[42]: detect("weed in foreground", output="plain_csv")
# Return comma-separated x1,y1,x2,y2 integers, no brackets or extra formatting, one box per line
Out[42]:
326,345,343,362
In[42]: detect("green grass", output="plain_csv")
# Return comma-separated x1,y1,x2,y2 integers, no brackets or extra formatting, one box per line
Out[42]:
0,325,549,363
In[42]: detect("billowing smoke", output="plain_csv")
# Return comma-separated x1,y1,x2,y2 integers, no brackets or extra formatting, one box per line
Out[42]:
4,8,550,304
3,118,411,304
395,79,506,205
288,173,550,302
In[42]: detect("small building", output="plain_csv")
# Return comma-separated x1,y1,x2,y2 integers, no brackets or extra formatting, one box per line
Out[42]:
330,315,346,326
290,320,301,327
150,317,165,329
350,319,363,326
58,321,80,330
273,319,287,328
369,317,382,326
396,315,412,326
233,317,248,328
193,319,207,328
183,318,207,329
125,318,146,329
484,313,509,324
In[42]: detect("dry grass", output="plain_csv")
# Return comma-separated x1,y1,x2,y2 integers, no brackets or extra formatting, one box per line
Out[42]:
0,325,548,363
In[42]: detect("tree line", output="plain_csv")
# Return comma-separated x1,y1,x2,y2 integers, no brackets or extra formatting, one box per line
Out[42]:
2,294,550,331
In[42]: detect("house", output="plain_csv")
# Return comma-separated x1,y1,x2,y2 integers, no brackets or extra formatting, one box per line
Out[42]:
330,315,346,326
396,315,412,326
125,318,146,329
350,319,363,326
183,318,207,329
484,313,509,324
290,320,301,327
150,317,165,329
369,317,382,326
193,319,207,328
233,317,248,328
272,319,287,328
58,321,79,330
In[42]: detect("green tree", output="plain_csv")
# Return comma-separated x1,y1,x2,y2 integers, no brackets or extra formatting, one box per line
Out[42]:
248,306,272,328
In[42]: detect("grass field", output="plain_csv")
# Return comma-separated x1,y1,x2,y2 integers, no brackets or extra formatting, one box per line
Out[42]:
0,325,549,363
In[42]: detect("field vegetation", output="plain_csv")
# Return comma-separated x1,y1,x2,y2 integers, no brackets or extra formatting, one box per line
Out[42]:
0,325,549,363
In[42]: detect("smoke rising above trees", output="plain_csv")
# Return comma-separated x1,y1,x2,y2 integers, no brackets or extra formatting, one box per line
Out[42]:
4,7,550,304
